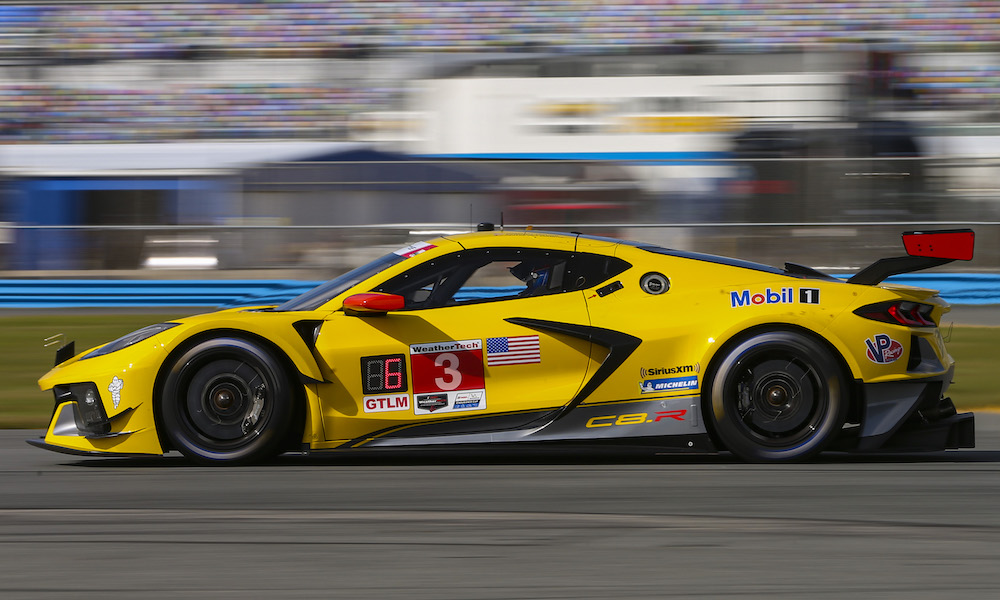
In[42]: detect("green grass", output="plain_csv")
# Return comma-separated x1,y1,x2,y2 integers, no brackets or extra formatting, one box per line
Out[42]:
944,326,1000,411
1,313,997,428
0,313,190,428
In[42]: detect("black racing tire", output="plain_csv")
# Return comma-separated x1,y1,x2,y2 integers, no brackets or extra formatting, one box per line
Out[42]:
161,337,294,466
705,330,848,463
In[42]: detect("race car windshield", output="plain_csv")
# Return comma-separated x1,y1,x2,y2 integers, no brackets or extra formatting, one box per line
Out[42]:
275,252,406,312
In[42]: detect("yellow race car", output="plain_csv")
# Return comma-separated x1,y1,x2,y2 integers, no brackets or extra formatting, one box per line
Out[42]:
29,226,976,464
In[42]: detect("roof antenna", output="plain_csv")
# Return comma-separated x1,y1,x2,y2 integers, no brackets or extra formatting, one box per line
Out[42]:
500,212,504,231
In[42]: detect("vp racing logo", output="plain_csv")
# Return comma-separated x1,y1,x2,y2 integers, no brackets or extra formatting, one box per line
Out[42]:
865,334,904,364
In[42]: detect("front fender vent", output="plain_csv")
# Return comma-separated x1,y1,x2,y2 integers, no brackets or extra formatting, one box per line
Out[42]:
292,320,323,351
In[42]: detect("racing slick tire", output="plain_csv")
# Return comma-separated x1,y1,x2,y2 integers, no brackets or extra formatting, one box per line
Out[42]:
161,337,294,465
706,330,849,463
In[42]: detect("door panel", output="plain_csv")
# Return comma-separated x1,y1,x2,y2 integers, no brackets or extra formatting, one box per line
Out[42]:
581,247,714,407
313,292,594,443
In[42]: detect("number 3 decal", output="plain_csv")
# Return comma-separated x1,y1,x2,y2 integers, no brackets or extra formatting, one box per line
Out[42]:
409,339,487,415
434,352,462,391
410,340,485,396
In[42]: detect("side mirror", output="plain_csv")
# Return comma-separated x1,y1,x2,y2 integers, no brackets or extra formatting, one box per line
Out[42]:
342,292,405,316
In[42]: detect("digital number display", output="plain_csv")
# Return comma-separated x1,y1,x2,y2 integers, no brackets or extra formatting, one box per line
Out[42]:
361,354,408,395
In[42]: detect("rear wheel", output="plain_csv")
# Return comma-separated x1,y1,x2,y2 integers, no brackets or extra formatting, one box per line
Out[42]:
161,338,294,465
706,330,848,463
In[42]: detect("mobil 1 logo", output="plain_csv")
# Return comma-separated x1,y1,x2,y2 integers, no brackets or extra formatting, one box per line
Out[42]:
799,288,820,304
730,287,821,308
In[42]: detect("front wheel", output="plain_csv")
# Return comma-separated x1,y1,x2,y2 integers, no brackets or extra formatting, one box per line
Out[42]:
705,330,849,463
161,338,294,465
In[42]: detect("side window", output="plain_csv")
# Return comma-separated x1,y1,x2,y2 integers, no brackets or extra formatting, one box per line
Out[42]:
376,248,630,310
374,255,464,310
453,260,525,303
410,273,452,304
565,253,631,292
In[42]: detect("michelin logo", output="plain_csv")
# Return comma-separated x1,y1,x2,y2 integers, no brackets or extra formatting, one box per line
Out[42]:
640,376,699,394
108,376,124,409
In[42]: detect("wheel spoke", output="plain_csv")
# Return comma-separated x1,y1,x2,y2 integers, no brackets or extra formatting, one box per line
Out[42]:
234,361,263,388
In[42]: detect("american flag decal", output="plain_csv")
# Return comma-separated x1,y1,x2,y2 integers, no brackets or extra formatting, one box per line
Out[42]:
486,335,541,366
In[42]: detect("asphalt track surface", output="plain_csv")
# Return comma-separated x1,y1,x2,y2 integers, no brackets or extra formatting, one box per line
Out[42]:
2,304,999,599
0,413,998,600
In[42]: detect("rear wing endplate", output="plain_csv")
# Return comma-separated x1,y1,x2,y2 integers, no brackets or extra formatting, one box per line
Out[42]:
848,229,974,286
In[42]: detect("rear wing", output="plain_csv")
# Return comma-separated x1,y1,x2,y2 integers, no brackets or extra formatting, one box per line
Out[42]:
848,229,975,286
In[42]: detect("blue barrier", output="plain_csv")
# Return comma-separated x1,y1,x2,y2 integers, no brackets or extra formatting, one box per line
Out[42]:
0,280,323,309
0,275,998,309
863,274,1000,306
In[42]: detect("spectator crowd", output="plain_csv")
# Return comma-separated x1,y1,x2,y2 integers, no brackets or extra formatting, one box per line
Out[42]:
4,1,998,58
0,1,997,142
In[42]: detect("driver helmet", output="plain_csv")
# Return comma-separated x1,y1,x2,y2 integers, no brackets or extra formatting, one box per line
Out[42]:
509,261,552,293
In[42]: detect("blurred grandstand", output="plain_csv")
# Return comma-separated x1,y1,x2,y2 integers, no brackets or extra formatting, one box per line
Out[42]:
0,1,997,281
2,1,999,58
0,1,996,142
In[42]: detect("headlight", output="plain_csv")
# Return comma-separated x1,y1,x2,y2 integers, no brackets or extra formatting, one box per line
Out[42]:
53,383,110,434
81,323,180,360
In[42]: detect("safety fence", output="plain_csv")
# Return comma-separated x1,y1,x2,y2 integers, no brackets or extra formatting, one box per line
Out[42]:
1,274,998,309
7,220,1000,274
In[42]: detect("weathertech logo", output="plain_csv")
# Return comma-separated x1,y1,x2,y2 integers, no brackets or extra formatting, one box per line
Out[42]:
731,287,820,308
416,393,450,412
410,339,482,355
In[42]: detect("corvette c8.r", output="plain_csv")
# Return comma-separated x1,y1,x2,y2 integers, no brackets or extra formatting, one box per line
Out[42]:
30,227,976,464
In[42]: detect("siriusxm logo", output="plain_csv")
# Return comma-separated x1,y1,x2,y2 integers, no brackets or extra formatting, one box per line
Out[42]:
639,376,699,394
640,364,698,378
